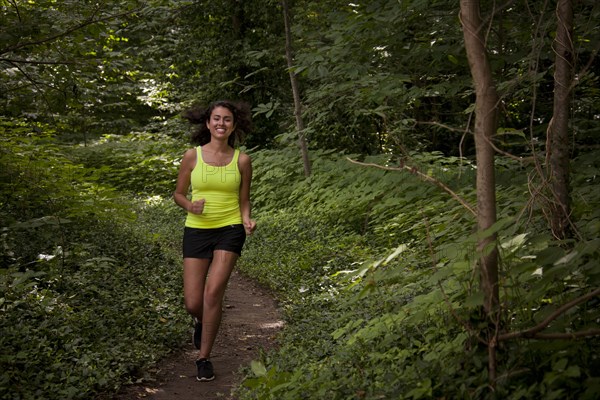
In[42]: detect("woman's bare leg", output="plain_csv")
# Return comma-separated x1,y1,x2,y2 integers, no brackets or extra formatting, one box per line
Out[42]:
198,250,238,359
183,258,211,321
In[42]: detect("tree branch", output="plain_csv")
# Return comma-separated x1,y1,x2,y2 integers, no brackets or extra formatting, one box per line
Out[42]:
8,0,22,23
499,288,600,341
346,157,477,216
3,59,59,109
0,58,82,66
0,8,139,56
529,329,600,340
418,120,535,162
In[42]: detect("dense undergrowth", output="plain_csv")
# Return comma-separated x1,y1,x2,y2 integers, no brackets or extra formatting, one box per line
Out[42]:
2,122,599,399
0,123,189,399
236,147,600,399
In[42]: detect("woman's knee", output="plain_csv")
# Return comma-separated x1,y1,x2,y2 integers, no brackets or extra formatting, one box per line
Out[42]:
184,297,203,316
203,286,225,309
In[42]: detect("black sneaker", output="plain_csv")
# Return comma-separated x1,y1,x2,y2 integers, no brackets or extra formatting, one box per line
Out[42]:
192,318,202,349
196,358,215,382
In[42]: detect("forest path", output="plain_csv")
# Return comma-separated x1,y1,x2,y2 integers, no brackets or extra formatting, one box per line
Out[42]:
112,270,283,400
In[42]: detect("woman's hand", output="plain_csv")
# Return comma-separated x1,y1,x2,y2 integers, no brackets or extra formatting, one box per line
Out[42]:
189,199,205,214
244,219,256,235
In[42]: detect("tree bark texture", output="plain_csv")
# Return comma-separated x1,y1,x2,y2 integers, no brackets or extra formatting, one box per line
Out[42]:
282,0,311,177
460,0,500,386
547,0,574,239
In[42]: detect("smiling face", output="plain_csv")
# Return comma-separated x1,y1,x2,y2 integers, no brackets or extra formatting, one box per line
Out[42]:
206,106,235,142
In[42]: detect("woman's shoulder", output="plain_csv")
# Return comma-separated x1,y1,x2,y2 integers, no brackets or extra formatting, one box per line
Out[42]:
181,147,198,164
237,150,251,162
236,150,252,170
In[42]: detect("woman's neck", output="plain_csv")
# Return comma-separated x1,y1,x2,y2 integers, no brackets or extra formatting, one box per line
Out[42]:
203,140,231,153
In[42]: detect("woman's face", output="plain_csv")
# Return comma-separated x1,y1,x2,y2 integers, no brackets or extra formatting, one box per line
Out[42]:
206,106,235,141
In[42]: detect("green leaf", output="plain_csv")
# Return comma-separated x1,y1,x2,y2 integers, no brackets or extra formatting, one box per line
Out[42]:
250,360,267,377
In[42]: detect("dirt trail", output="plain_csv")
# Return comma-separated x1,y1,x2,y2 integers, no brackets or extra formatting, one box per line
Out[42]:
112,270,283,400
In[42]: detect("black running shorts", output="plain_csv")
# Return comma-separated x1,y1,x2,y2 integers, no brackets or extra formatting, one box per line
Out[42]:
182,224,246,259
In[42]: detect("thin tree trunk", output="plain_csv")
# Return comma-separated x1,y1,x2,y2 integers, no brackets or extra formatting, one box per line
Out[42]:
282,0,311,177
460,0,500,387
547,0,573,239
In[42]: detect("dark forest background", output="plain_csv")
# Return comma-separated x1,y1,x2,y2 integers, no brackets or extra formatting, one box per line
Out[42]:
1,1,599,399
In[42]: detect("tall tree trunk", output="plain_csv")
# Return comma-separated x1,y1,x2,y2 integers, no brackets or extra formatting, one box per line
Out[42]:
231,0,251,83
282,0,311,177
547,0,574,239
460,0,500,386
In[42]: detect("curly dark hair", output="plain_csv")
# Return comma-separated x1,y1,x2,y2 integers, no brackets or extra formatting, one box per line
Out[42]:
181,100,253,147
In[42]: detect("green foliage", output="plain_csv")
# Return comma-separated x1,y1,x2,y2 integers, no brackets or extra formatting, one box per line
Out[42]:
240,210,367,301
150,0,289,148
0,0,160,136
290,0,469,154
68,127,187,197
0,118,124,226
269,0,600,155
0,122,189,399
251,147,477,239
3,0,599,158
237,149,600,400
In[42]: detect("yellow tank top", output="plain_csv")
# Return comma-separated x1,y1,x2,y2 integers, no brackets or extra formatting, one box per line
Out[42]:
185,147,242,229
